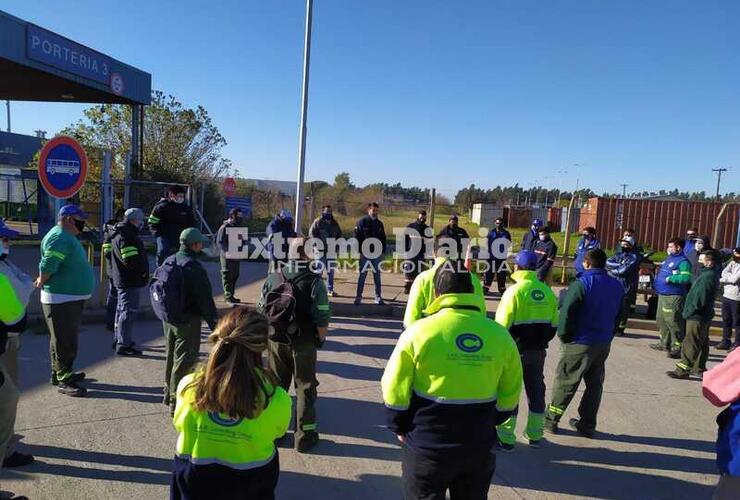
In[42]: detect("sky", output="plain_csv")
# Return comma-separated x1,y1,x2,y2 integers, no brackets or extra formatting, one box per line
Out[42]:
3,0,739,199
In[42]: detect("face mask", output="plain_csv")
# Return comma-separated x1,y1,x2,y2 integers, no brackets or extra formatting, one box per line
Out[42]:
539,235,547,241
667,248,675,256
695,243,704,252
74,219,86,233
174,196,185,204
136,221,145,231
322,213,332,220
495,222,503,228
369,213,378,220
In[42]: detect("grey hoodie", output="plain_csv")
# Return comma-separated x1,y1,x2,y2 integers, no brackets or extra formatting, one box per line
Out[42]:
720,260,740,301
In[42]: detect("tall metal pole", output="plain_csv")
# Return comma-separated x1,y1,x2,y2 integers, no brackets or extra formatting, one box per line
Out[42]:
620,183,628,198
5,100,10,132
294,0,314,234
712,167,727,200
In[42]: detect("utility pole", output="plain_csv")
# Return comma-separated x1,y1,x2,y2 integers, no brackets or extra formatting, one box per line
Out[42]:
5,100,10,132
294,0,314,234
712,168,727,201
620,183,628,198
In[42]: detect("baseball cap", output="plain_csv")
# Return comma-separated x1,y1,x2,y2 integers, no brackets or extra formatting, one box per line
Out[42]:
532,218,543,226
515,250,538,270
180,227,210,246
58,204,88,220
621,236,636,246
0,219,19,238
124,208,145,222
449,214,459,221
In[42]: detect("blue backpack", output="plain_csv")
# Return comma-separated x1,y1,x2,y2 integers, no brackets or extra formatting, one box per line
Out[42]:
149,254,187,324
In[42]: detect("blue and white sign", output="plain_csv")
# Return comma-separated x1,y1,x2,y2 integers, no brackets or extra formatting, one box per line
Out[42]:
225,196,252,218
27,24,113,85
38,136,88,199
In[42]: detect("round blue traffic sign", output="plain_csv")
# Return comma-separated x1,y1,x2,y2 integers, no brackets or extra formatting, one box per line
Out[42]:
38,136,88,198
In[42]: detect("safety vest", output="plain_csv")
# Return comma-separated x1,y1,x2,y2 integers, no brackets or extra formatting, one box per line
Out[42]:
0,273,24,326
654,253,691,296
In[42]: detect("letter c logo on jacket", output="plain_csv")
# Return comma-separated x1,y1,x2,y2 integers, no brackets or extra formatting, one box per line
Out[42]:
208,412,243,427
456,333,483,353
530,289,545,301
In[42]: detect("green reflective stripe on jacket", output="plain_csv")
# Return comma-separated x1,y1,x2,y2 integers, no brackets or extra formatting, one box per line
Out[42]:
383,292,522,412
147,215,160,223
403,257,486,328
0,273,25,325
174,372,292,469
120,246,140,259
44,250,66,260
548,405,564,415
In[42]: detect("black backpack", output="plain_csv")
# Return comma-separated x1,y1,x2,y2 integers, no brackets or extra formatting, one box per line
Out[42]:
262,270,316,344
149,254,187,325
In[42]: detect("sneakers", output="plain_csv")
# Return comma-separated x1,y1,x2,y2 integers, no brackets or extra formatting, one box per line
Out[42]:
544,421,559,434
295,431,319,453
51,371,86,386
225,296,241,304
668,350,681,359
374,297,385,305
328,290,338,298
716,341,731,351
2,451,35,468
496,441,515,453
568,418,595,438
58,380,87,397
667,369,690,380
116,345,143,356
353,297,361,305
649,343,666,352
528,439,542,449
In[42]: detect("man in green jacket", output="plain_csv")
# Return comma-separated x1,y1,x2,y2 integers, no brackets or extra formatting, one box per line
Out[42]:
162,228,218,414
35,205,95,397
668,250,720,379
258,237,330,453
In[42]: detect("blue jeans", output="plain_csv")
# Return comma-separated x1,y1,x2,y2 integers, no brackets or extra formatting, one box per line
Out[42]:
356,256,382,299
318,257,336,292
105,279,118,331
156,236,176,266
115,287,142,348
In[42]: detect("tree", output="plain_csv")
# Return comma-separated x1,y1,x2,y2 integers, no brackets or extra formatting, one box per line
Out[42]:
60,90,231,184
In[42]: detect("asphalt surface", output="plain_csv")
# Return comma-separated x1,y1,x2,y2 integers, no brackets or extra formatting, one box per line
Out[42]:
1,313,725,500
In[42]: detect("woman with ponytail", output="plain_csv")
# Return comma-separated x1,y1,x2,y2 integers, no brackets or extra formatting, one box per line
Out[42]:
171,307,291,500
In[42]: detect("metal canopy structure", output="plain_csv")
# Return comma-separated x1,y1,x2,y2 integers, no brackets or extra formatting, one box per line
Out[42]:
0,10,151,105
0,9,152,234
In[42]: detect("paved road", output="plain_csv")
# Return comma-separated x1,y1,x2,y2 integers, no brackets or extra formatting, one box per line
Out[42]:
1,314,723,500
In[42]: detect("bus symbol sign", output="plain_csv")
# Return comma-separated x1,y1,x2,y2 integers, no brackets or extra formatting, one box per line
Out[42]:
38,136,89,198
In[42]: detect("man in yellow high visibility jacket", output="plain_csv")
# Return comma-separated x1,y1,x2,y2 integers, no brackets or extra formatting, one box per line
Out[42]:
494,250,559,451
403,237,486,328
382,265,522,499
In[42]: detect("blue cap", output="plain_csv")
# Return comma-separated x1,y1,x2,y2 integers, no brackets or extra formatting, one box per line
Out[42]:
532,218,543,227
515,250,538,270
0,219,19,238
58,204,88,220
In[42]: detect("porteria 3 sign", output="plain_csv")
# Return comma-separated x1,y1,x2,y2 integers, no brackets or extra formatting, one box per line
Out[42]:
38,136,89,198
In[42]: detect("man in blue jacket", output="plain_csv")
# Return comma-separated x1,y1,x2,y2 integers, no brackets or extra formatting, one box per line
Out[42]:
266,209,297,269
521,218,543,252
354,202,387,305
484,217,512,294
574,227,600,278
545,249,624,437
651,238,692,358
606,235,641,336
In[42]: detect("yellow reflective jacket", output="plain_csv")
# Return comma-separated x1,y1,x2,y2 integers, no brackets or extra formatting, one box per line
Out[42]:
0,273,25,327
383,292,523,459
174,371,291,470
495,270,558,351
403,257,486,328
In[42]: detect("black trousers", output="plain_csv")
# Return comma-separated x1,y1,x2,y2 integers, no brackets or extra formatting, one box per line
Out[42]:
401,446,495,500
484,258,507,292
171,454,278,500
721,297,740,346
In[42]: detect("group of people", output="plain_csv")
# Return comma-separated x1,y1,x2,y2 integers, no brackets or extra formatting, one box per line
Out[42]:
0,193,739,500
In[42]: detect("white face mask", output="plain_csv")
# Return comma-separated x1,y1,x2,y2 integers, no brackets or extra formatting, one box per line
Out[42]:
174,196,185,204
539,235,547,241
